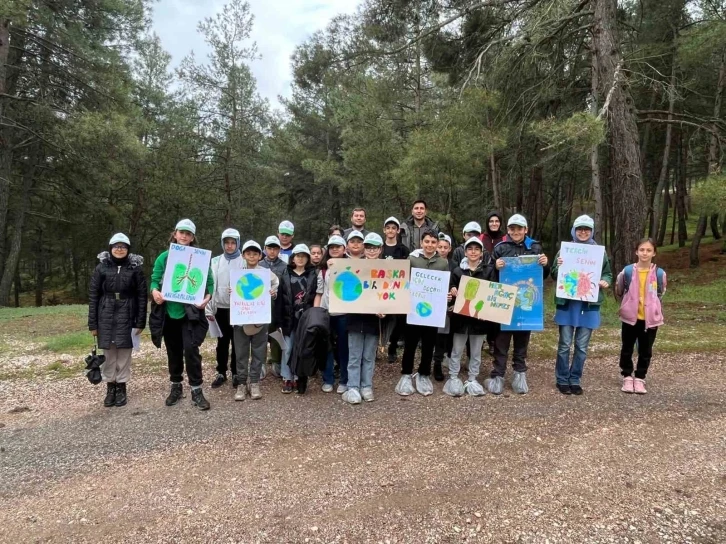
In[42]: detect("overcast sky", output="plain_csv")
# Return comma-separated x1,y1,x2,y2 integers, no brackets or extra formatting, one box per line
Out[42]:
151,0,361,111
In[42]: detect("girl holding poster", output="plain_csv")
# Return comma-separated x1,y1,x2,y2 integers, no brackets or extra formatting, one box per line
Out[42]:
550,216,612,395
149,219,214,411
445,237,495,397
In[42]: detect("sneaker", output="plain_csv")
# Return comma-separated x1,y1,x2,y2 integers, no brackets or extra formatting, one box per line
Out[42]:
249,383,262,400
115,383,127,407
633,378,647,394
414,373,433,396
234,384,247,401
512,371,529,394
570,384,583,395
395,375,415,396
361,387,375,402
342,388,362,404
387,353,397,364
165,383,183,406
282,380,293,394
322,383,334,393
557,384,572,395
211,373,227,389
433,362,445,382
191,388,210,410
336,384,348,394
485,376,504,395
621,376,634,393
464,379,485,397
104,382,117,407
443,377,465,397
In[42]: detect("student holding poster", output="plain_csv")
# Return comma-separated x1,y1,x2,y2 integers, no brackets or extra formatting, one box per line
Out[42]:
445,237,495,397
487,214,549,395
150,219,214,411
550,216,612,395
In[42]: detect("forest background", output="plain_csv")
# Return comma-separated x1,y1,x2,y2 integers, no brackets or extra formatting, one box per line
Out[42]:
1,0,725,308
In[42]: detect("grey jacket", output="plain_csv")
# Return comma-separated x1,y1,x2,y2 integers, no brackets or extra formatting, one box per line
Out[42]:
400,216,439,251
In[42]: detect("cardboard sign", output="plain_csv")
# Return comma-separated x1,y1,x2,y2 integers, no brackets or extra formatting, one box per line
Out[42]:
229,268,272,326
407,269,450,328
453,276,518,325
161,244,212,305
556,242,606,302
328,258,411,314
500,256,544,331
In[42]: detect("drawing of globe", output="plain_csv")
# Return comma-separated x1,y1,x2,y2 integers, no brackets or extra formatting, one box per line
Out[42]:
416,301,433,317
333,271,363,302
236,274,265,300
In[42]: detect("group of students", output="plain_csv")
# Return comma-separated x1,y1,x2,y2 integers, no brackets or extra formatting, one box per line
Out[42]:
88,202,666,410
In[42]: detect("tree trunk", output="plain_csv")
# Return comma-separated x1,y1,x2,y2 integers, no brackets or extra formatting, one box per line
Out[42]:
657,177,670,247
13,263,20,307
675,132,688,247
490,152,501,212
709,49,725,175
593,0,646,273
710,213,721,240
689,214,707,267
34,229,45,307
590,50,603,229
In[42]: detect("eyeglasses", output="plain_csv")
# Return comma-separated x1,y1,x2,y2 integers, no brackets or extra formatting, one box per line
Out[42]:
364,246,380,251
111,245,128,250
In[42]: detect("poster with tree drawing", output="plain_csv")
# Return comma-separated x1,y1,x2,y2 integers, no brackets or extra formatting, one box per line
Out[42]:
452,276,518,325
161,244,212,305
556,243,605,302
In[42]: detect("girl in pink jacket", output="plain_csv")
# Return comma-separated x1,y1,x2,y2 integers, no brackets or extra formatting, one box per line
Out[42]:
614,238,667,394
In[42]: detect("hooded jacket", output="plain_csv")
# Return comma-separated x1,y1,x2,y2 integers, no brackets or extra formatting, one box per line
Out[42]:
400,215,440,251
480,211,506,254
88,252,148,350
290,307,330,377
492,236,551,280
449,256,496,336
279,263,319,336
615,264,666,328
207,231,245,315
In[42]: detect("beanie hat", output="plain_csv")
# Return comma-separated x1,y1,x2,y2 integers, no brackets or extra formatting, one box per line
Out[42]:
109,233,131,247
278,221,294,235
463,221,482,234
507,214,528,228
573,215,595,230
175,219,196,234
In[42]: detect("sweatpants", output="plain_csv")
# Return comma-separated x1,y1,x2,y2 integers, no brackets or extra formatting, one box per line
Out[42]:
163,317,203,387
401,324,436,376
619,320,658,379
449,333,485,380
234,326,268,384
101,346,132,383
214,308,237,376
491,330,531,378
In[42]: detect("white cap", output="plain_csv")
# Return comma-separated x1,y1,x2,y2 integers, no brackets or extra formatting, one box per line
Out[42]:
463,221,482,234
464,237,484,249
221,228,240,241
175,219,196,234
438,233,452,245
507,214,528,228
347,230,364,241
327,235,346,247
109,233,130,246
292,244,311,256
384,216,400,228
573,215,594,229
363,232,383,246
242,240,262,253
264,235,281,247
278,220,294,235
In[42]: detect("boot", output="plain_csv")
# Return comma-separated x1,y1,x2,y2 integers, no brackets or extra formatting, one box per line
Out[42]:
433,361,445,382
165,383,183,406
104,382,117,407
191,388,211,410
114,383,127,407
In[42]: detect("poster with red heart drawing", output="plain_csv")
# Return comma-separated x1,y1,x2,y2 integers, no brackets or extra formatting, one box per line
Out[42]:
161,244,212,305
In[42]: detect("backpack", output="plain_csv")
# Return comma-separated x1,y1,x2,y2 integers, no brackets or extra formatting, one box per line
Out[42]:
622,264,665,299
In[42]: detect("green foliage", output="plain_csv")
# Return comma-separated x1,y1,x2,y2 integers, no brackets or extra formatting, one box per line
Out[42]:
691,176,726,215
531,113,606,155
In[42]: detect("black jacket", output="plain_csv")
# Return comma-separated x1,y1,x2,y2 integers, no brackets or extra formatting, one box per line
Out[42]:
88,252,147,350
278,264,319,336
290,307,330,377
450,257,496,336
492,236,550,280
347,313,381,336
149,302,209,350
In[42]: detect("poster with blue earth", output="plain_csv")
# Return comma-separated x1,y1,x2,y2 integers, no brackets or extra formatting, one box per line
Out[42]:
328,259,411,314
161,244,212,305
500,256,544,331
229,268,272,326
406,269,450,328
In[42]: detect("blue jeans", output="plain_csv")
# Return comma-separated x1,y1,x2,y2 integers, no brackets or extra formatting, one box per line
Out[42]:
347,331,378,390
280,332,295,381
323,315,349,385
555,326,593,385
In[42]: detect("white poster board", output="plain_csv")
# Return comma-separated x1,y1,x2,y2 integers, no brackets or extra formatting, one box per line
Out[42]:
161,244,212,305
407,269,450,328
229,268,272,326
556,242,605,302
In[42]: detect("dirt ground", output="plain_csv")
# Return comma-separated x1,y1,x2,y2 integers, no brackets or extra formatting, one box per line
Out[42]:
1,349,724,544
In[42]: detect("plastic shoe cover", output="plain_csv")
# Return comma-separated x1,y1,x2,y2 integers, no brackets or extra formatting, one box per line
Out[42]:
485,376,504,395
321,383,334,393
464,379,485,397
395,375,415,396
361,387,375,402
342,388,362,404
260,364,267,381
336,384,348,394
270,363,281,378
512,371,529,394
443,377,465,397
414,373,434,396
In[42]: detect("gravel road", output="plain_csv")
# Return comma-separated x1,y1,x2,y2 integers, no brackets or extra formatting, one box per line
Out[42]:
1,352,724,543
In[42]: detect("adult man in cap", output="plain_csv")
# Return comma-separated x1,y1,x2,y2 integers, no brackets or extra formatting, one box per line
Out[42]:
400,200,440,251
343,208,370,239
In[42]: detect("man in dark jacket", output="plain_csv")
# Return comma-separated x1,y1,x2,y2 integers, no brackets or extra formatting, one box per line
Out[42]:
342,207,370,238
486,214,549,396
400,200,439,251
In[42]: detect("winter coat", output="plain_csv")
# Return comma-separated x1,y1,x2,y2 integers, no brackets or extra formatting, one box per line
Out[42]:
88,252,148,350
400,216,440,251
492,236,551,280
550,249,613,309
343,226,371,239
480,211,506,254
290,307,330,377
615,264,666,328
449,257,496,336
279,264,319,336
149,301,209,349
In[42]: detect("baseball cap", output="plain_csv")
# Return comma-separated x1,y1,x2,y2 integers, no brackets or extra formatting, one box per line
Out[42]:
363,233,383,246
464,237,484,249
278,221,294,235
438,233,452,245
463,221,482,234
242,240,262,253
507,214,528,228
292,244,311,256
264,235,281,247
221,228,240,241
175,219,196,234
109,233,130,247
573,215,595,230
347,230,364,241
327,235,346,247
384,216,400,228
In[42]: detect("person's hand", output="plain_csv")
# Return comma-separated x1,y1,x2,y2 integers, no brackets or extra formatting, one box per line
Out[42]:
496,259,505,270
152,289,164,305
90,330,98,337
557,256,563,266
134,328,144,335
207,315,216,322
270,289,277,299
450,287,458,298
538,254,548,266
599,280,609,289
377,313,385,318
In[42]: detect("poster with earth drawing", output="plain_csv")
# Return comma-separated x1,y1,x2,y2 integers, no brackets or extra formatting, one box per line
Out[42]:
500,256,544,331
229,268,272,326
556,242,605,302
161,244,212,305
407,269,450,328
452,276,518,325
328,259,411,314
